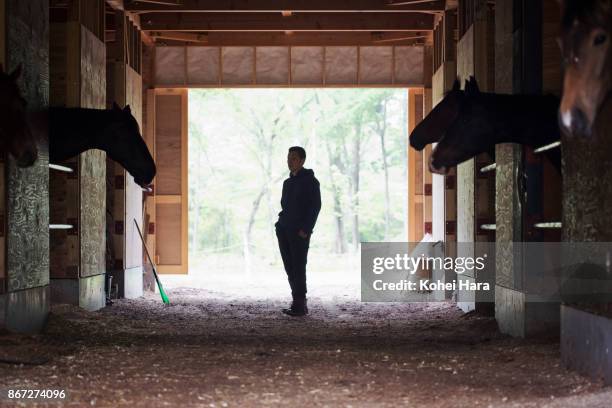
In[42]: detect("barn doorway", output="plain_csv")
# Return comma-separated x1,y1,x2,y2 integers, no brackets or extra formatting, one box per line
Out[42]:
159,88,409,299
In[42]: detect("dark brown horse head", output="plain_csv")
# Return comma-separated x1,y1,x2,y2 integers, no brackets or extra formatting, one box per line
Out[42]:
429,77,493,175
0,64,38,167
409,78,464,151
558,0,612,137
103,103,156,188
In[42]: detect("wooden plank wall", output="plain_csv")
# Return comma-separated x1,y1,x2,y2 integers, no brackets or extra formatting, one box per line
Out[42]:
50,22,81,279
79,27,106,277
124,66,143,270
407,88,424,242
6,0,50,291
422,89,433,237
431,12,458,263
142,41,156,290
456,26,477,246
106,61,126,272
154,89,188,274
455,0,495,313
49,7,106,280
105,9,144,275
154,45,426,88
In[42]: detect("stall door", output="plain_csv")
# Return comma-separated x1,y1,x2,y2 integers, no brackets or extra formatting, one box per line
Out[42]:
154,89,188,274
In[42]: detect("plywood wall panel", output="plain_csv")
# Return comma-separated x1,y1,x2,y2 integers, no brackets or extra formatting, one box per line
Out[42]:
394,46,424,85
291,47,323,84
457,25,475,84
155,94,182,195
125,67,143,270
80,150,106,277
432,62,457,105
187,47,220,84
256,46,289,84
80,28,105,109
155,46,185,85
156,203,182,265
325,46,358,84
6,0,49,292
359,46,392,84
222,47,254,84
126,67,143,127
50,161,79,279
79,27,106,278
155,45,426,87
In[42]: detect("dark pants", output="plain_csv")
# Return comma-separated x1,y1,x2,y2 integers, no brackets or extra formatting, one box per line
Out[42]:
276,225,310,299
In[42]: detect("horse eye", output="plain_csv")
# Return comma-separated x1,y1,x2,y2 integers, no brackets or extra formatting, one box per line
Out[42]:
594,33,607,46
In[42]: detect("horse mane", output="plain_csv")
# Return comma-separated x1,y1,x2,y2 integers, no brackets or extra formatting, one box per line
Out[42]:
562,0,612,30
466,92,559,114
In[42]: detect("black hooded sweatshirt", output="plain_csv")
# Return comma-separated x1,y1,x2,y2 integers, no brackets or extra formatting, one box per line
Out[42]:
276,168,321,234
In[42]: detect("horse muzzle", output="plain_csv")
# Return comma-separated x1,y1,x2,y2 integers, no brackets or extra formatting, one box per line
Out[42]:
559,107,592,138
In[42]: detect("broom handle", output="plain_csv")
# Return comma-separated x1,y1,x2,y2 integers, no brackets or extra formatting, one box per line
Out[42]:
133,218,157,273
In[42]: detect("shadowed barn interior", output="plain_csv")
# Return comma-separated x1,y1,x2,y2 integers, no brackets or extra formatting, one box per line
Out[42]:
1,0,612,406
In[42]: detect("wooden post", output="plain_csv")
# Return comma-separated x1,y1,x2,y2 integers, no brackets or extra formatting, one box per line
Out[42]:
2,0,50,333
455,0,495,313
408,88,425,242
49,0,107,311
106,8,146,298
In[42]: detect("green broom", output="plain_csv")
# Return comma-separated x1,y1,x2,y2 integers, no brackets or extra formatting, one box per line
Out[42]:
134,219,170,304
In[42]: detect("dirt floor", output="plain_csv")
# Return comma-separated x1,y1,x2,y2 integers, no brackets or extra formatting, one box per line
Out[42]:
1,286,611,408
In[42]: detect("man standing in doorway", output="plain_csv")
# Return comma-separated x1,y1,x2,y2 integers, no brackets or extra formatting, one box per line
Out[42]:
275,146,321,316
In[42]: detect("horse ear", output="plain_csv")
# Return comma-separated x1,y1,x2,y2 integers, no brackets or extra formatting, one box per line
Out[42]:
452,78,460,92
465,76,480,96
123,104,131,114
9,64,22,81
470,76,481,94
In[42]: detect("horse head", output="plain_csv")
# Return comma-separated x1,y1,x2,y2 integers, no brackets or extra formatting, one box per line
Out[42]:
558,0,612,137
409,78,464,151
429,77,493,174
0,64,38,167
103,103,156,188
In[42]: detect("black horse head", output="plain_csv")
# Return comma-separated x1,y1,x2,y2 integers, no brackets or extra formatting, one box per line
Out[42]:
102,103,156,187
409,78,465,151
429,77,493,174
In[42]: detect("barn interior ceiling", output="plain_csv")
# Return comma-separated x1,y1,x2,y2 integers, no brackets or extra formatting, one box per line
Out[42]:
116,0,443,46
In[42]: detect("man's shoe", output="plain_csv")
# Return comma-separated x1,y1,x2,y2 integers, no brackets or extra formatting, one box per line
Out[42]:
282,297,308,316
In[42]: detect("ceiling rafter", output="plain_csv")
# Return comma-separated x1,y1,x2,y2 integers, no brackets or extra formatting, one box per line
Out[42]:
123,0,445,13
148,31,429,46
141,12,434,31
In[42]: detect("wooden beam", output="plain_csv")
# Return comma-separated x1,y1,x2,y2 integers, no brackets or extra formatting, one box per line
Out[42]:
150,31,208,43
125,0,445,13
106,0,124,11
149,31,427,46
371,32,428,43
141,12,435,31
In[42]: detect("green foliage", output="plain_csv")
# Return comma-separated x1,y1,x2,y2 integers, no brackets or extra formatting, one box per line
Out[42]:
188,88,408,257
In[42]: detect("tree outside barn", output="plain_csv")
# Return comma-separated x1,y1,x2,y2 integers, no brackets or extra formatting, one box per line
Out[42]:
188,89,409,276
